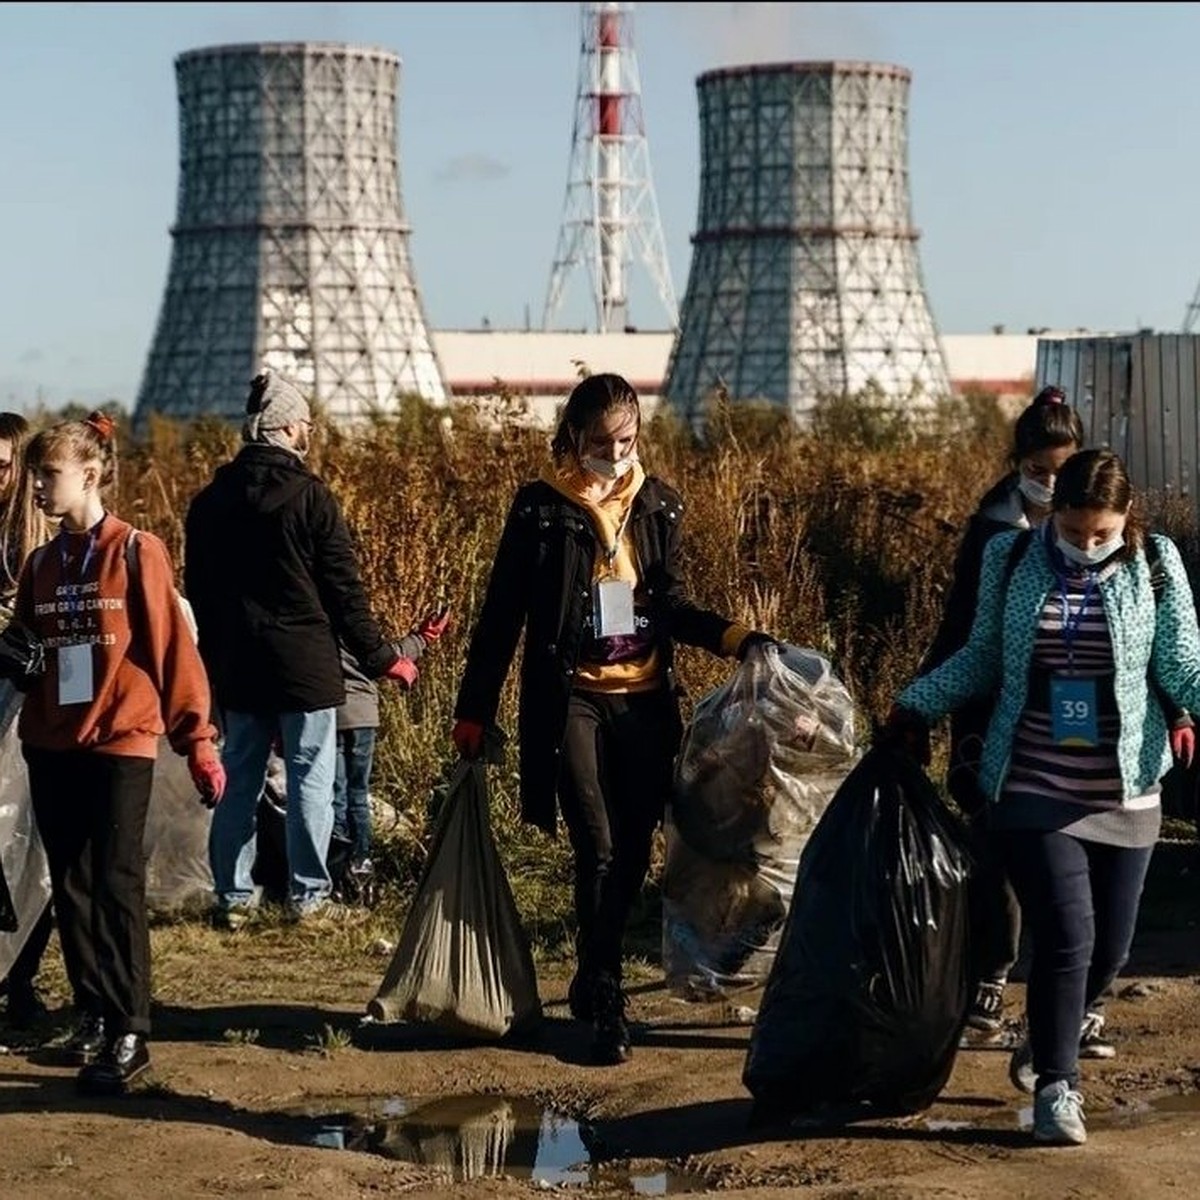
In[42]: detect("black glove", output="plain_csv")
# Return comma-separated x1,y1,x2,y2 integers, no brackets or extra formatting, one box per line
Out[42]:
0,620,45,687
876,705,932,767
737,631,782,662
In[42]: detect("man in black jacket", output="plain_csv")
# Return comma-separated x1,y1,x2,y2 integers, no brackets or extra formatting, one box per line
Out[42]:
184,371,417,926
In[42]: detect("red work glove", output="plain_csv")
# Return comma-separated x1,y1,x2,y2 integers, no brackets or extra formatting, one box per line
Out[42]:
877,705,932,768
1171,722,1195,768
386,655,419,689
452,719,485,760
188,744,227,809
414,608,451,645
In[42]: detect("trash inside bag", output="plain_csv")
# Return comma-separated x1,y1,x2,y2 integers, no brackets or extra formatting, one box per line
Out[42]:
742,744,973,1123
366,757,542,1040
663,643,858,997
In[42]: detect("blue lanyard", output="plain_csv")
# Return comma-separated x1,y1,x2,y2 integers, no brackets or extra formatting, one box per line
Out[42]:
56,535,97,590
1056,569,1097,672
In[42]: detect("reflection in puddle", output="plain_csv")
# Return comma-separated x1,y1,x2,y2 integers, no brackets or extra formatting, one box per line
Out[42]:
292,1093,705,1193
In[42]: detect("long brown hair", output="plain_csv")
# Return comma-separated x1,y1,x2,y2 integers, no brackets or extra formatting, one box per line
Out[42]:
0,412,50,601
1052,448,1143,561
550,373,641,462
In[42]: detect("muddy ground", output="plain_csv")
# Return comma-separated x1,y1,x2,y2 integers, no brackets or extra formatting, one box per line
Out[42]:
0,843,1197,1200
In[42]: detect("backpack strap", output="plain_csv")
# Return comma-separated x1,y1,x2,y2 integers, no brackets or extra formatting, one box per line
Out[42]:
1001,527,1035,591
125,527,198,643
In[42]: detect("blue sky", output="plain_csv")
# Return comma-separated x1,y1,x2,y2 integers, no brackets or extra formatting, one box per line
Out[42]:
3,1,1199,409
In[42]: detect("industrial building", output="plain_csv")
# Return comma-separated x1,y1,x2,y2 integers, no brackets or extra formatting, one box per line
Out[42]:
430,327,1048,427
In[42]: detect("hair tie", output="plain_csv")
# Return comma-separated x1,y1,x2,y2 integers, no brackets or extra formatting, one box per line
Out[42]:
86,411,116,442
1035,385,1067,406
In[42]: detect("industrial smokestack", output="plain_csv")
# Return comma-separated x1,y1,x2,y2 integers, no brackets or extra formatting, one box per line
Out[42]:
135,42,448,426
663,61,951,426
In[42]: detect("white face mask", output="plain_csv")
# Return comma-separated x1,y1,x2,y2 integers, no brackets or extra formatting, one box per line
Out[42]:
1018,473,1054,508
1055,533,1124,568
582,455,637,481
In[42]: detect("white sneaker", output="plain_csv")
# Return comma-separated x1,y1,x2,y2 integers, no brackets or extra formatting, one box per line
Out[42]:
1032,1079,1086,1145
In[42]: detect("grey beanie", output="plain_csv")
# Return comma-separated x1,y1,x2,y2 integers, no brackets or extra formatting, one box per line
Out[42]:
242,370,311,443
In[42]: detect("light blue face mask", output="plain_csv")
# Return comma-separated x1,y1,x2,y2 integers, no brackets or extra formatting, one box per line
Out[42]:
1055,533,1124,567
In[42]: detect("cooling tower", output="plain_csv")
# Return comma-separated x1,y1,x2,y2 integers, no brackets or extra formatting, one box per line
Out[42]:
663,61,951,427
134,42,448,426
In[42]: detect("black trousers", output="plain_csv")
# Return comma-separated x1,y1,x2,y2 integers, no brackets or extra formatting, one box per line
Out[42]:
23,747,155,1037
557,688,679,983
3,904,53,993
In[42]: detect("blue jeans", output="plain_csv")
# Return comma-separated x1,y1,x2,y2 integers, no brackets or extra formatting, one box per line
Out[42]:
332,726,377,863
1000,829,1154,1090
209,708,338,913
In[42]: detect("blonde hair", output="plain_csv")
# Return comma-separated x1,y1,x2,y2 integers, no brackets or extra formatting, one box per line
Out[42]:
0,412,50,600
27,410,119,495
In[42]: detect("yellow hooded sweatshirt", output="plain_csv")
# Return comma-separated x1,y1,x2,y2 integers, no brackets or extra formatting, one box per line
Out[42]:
539,457,664,693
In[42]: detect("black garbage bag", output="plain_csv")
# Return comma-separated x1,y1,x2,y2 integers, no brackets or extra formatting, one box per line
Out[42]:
742,744,973,1124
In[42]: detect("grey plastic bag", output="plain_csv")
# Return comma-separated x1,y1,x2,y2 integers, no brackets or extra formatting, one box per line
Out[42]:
366,759,542,1039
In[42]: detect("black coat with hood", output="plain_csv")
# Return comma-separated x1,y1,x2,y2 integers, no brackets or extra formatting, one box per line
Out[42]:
453,474,740,835
184,444,398,714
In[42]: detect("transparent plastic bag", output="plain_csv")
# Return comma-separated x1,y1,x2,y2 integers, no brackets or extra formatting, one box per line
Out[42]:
0,682,51,976
662,643,858,998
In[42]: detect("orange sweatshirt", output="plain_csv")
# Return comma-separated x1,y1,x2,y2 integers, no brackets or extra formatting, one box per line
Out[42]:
14,512,217,759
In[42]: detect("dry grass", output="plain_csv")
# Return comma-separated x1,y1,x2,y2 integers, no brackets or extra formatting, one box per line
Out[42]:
66,388,1195,965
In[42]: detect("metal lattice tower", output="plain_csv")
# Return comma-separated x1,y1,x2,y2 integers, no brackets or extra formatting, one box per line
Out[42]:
663,61,951,426
543,2,677,333
135,42,448,427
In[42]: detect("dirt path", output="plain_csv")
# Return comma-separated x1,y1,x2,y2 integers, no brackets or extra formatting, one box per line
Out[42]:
0,868,1197,1199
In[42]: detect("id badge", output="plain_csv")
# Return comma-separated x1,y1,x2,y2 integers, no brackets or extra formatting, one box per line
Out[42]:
1050,676,1098,747
58,643,94,706
592,578,636,637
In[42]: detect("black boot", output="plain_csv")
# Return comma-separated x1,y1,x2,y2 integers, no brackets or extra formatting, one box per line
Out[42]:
5,981,48,1030
77,1033,150,1095
58,1013,107,1066
567,966,594,1022
590,972,631,1066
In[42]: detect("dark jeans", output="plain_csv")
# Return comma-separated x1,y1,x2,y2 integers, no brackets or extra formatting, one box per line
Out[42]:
332,727,377,863
23,747,155,1037
557,688,679,984
1000,828,1153,1089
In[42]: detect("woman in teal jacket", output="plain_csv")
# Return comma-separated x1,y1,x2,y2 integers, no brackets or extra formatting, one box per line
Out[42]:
889,449,1200,1148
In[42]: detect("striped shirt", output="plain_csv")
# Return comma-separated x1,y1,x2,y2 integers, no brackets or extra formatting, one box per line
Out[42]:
996,556,1161,846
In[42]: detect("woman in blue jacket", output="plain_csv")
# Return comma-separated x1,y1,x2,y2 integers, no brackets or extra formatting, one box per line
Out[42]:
889,448,1200,1147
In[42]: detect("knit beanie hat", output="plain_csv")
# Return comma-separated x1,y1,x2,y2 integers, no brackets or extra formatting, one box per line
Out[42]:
242,371,311,443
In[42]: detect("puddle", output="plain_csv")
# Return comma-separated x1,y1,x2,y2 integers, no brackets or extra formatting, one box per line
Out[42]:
290,1093,706,1193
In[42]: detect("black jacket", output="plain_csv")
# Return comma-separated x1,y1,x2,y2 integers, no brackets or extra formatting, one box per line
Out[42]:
454,474,738,834
183,444,397,714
